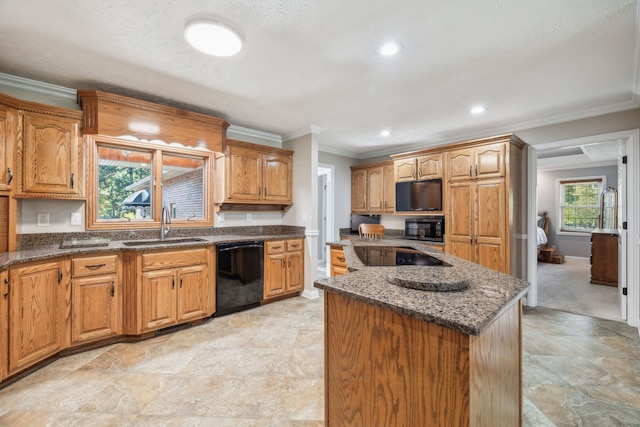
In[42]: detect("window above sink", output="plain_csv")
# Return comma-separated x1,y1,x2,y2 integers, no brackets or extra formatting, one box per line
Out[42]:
86,135,215,230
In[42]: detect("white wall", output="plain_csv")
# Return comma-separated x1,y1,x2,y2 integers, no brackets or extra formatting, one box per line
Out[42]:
318,151,355,234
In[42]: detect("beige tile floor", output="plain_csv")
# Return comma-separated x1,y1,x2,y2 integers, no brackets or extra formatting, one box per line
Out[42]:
0,295,638,426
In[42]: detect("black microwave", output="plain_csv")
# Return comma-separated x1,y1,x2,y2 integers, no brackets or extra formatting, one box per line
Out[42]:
405,216,445,242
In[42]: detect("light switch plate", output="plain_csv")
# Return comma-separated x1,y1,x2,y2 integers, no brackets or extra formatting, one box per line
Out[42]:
37,213,49,227
71,212,81,226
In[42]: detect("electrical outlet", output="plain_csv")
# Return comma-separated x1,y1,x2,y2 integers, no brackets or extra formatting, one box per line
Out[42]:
218,213,225,222
71,212,81,226
246,213,252,222
37,213,49,227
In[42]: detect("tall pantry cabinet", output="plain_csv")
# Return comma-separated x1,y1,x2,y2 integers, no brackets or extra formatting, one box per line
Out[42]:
446,135,525,275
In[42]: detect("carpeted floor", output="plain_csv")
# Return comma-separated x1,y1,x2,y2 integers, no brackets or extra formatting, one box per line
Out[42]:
537,256,622,322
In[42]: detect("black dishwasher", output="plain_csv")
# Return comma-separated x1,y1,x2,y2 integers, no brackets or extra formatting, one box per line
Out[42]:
216,240,264,316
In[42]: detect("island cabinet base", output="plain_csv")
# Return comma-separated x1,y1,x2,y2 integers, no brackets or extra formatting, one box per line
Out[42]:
324,292,522,427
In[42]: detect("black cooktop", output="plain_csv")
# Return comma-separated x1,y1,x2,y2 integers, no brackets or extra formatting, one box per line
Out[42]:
353,246,452,267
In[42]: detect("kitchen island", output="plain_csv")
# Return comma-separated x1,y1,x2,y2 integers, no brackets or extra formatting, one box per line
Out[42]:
315,239,530,427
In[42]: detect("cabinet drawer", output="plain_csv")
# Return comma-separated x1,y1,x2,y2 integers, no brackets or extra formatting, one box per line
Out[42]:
72,255,118,277
265,240,286,255
142,248,208,271
331,248,347,267
286,239,304,252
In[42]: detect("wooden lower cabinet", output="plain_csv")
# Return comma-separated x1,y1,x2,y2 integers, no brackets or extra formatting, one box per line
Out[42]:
264,239,304,299
124,247,214,334
590,231,618,286
325,292,521,426
7,259,71,375
71,254,121,345
329,247,348,277
0,270,7,382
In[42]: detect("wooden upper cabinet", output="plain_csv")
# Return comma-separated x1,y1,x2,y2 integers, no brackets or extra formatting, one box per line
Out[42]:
394,158,416,182
448,142,505,182
416,154,442,180
351,161,394,214
226,145,262,201
367,166,384,214
351,167,367,213
220,140,293,209
22,111,82,196
0,93,83,198
0,105,15,191
394,154,442,182
382,163,395,213
263,152,292,202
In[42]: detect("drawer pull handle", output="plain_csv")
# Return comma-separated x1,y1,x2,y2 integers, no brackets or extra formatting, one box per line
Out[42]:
272,246,282,250
70,173,75,188
180,274,183,288
85,264,106,270
111,281,115,297
7,167,13,185
172,276,175,289
337,256,345,262
3,277,9,299
58,268,62,284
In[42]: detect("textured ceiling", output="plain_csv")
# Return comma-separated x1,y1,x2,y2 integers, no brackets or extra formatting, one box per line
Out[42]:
0,0,638,158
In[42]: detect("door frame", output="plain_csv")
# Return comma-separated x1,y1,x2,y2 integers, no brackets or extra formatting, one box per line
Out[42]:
318,164,335,266
526,129,639,329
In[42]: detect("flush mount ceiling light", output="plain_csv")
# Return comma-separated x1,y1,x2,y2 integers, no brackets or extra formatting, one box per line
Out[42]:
379,42,401,56
380,129,392,137
470,105,487,114
184,19,243,57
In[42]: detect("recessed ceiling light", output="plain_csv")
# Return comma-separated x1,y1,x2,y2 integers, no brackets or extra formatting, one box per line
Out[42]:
379,42,401,56
470,105,486,114
380,129,391,137
184,19,243,57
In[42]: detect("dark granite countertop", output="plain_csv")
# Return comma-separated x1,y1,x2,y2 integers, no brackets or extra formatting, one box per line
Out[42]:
314,238,530,336
0,231,306,272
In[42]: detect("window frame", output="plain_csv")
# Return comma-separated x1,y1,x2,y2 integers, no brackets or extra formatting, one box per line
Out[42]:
556,175,606,236
85,134,215,230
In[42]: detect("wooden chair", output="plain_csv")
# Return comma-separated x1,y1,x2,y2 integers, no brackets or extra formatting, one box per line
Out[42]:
358,223,385,239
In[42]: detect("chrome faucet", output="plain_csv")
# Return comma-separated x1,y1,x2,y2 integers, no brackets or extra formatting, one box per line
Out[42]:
161,205,171,240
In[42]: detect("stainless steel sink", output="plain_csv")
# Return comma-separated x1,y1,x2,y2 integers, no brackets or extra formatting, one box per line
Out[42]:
122,237,208,246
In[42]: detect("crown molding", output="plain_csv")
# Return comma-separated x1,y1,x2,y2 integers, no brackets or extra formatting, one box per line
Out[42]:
283,125,324,142
227,125,282,143
0,72,76,101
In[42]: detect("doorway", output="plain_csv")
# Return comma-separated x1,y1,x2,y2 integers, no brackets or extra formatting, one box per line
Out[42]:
526,130,639,328
317,165,334,276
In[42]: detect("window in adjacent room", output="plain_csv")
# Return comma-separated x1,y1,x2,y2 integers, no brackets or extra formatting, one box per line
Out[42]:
558,177,604,233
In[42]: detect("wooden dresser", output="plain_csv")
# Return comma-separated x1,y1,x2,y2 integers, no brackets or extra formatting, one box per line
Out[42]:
590,229,618,286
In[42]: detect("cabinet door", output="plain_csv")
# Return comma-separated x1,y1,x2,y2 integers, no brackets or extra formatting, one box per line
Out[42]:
22,112,81,195
0,106,15,191
447,182,475,263
475,143,505,179
447,148,474,182
263,152,292,202
141,269,178,332
264,253,286,298
72,274,121,344
382,163,395,213
9,260,70,374
475,180,506,273
367,166,384,214
330,248,348,277
0,270,7,381
394,158,416,182
225,145,262,201
286,251,304,293
351,168,367,213
416,154,442,180
177,264,210,322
